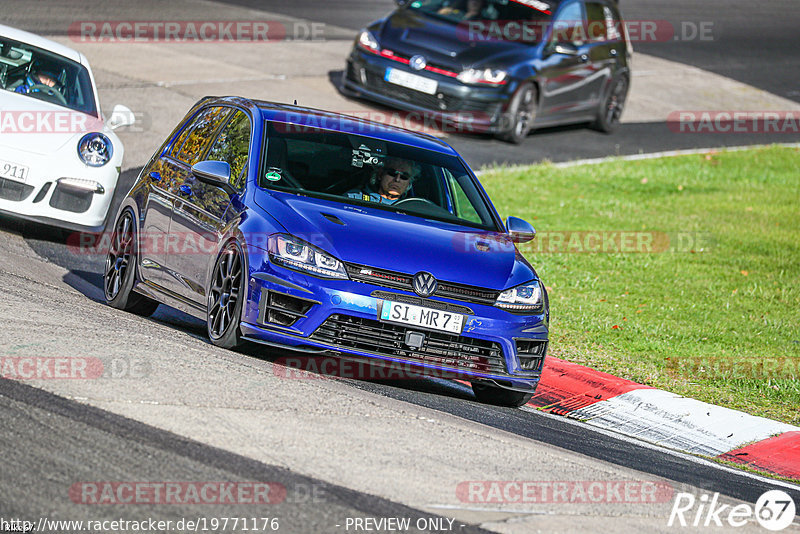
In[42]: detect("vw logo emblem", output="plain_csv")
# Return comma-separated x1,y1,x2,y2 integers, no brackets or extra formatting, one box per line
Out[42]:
409,55,427,71
413,272,437,298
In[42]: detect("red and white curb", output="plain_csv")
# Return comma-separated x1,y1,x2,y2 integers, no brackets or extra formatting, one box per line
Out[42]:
528,358,800,481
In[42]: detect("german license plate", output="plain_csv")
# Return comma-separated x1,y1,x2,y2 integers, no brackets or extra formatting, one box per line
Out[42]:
379,300,464,334
385,67,438,95
0,159,29,183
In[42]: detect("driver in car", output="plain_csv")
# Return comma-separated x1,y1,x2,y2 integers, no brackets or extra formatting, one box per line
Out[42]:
346,157,421,205
14,70,59,94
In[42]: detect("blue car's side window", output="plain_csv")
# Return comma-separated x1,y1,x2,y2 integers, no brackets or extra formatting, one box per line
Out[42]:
171,106,232,166
207,110,251,191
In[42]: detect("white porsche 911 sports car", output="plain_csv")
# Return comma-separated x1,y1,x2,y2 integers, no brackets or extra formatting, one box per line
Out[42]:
0,24,134,232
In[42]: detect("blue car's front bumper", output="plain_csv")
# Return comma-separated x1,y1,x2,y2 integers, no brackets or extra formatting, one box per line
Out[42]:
241,248,548,393
343,49,517,135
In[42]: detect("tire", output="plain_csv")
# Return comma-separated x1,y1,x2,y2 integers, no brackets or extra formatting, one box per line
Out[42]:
207,241,245,349
471,382,534,407
593,75,629,133
497,82,538,144
104,209,159,316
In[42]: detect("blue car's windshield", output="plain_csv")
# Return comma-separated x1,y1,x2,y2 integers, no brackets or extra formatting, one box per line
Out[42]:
0,36,97,116
260,122,501,231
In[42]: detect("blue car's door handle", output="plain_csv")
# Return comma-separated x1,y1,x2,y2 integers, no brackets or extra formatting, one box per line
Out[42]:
179,184,193,197
149,171,161,182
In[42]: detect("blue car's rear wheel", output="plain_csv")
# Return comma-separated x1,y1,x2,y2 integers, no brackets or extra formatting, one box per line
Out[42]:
104,209,159,316
207,242,245,349
471,382,533,407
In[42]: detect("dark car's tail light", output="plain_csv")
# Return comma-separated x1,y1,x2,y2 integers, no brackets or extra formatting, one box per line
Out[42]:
258,289,317,328
515,339,547,372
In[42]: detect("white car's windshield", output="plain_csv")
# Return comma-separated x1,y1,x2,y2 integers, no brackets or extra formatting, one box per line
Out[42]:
0,36,97,116
260,123,502,231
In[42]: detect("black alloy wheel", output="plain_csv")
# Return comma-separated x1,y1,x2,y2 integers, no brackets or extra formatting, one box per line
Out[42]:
498,82,538,144
471,382,534,407
104,209,159,316
593,75,629,133
207,242,245,349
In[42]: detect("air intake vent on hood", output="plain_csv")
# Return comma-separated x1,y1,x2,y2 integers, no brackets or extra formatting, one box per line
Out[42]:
321,212,346,226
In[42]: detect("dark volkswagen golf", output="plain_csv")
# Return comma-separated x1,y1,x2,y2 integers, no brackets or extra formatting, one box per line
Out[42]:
343,0,631,143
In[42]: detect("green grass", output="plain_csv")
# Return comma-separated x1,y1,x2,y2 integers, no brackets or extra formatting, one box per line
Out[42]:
480,146,800,425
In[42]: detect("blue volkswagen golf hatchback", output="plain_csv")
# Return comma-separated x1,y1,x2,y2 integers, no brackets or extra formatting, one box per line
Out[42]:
105,97,549,406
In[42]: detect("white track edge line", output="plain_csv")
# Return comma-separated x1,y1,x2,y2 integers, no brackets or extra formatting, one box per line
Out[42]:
519,406,800,493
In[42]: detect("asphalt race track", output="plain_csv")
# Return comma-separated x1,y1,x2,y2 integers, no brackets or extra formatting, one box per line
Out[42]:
1,1,799,532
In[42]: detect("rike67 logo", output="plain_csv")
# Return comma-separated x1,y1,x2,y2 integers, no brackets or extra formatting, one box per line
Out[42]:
668,490,796,531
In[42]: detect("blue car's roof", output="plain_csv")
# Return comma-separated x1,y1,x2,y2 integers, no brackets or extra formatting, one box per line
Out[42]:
251,99,459,157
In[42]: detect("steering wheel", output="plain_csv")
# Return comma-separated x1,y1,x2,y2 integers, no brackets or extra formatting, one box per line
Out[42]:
28,84,67,106
392,197,454,217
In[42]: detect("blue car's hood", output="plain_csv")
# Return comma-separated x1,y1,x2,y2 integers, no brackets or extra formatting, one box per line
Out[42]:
376,10,534,71
254,190,536,290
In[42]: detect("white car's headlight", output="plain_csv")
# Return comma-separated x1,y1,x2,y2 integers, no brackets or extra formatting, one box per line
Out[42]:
495,280,543,313
457,68,508,85
78,133,113,167
357,30,380,54
269,234,348,279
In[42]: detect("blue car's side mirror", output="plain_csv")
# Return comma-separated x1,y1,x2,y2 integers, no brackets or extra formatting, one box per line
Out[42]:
192,160,237,196
506,216,536,243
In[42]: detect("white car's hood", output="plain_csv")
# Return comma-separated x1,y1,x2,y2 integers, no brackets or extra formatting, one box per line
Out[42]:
0,90,105,155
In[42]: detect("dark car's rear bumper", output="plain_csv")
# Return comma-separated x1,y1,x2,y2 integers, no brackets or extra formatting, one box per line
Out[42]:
343,49,517,134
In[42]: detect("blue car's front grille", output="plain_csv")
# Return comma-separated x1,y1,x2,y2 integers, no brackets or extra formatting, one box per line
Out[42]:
310,314,508,376
346,263,500,306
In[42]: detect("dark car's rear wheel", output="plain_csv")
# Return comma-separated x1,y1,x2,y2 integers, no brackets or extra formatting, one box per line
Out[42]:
104,209,159,316
208,242,245,349
498,82,537,144
593,75,628,133
471,382,534,407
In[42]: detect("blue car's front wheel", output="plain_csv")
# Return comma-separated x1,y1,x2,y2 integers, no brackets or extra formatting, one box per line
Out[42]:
472,382,534,408
207,242,245,349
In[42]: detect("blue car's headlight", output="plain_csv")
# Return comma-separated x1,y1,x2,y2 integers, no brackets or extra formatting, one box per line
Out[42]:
268,234,348,279
495,280,543,313
78,133,113,167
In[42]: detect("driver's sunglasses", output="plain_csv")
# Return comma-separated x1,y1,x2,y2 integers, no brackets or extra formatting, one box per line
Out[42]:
385,168,413,181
